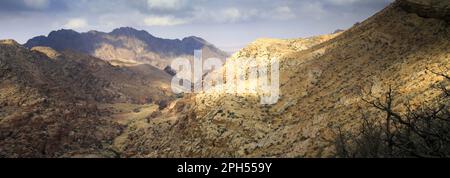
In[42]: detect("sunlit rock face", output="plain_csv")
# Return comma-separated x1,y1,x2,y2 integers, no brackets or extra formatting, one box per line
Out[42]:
0,39,20,46
31,46,61,60
399,0,450,21
115,0,450,158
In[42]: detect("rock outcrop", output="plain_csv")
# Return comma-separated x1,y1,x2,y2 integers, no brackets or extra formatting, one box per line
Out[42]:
0,39,20,46
399,0,450,21
31,46,61,60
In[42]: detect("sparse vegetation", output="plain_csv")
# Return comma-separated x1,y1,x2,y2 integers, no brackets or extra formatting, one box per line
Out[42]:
2,0,450,158
334,71,450,158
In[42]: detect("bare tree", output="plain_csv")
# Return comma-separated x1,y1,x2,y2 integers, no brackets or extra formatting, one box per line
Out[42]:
334,70,450,158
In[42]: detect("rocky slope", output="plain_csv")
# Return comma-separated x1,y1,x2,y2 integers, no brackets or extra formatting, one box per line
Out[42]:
0,40,173,157
117,0,450,157
24,27,228,69
400,0,450,21
2,0,449,158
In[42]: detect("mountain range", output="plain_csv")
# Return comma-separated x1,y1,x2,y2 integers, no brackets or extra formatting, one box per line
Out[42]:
0,0,449,158
24,27,228,69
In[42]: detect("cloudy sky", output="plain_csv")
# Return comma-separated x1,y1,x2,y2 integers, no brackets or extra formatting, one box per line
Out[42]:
0,0,393,52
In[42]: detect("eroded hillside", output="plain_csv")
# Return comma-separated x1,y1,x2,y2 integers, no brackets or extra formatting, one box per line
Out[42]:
1,0,449,158
0,41,173,157
117,0,450,157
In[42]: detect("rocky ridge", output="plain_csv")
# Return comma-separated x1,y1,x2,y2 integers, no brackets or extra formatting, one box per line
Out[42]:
24,27,228,69
117,0,450,157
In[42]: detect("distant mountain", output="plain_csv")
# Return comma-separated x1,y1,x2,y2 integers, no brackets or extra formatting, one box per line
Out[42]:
24,27,229,69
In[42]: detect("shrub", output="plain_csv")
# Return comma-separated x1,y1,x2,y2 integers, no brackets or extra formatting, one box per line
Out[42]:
334,71,450,158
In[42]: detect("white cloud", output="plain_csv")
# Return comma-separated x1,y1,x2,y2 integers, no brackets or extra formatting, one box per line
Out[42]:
325,0,394,5
326,0,361,5
64,18,88,29
23,0,49,9
299,2,327,19
143,15,188,26
212,8,260,23
146,0,185,10
190,6,296,24
221,8,242,22
271,6,296,20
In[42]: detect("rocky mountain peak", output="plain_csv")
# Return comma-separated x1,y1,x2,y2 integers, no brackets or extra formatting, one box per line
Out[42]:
0,39,20,46
110,27,153,38
48,29,81,38
181,36,210,49
87,30,103,35
182,36,207,43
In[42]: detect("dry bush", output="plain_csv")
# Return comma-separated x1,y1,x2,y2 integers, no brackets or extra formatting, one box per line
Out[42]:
334,71,450,158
